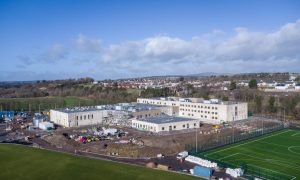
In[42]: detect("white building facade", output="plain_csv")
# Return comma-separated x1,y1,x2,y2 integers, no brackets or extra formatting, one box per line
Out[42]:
50,108,107,127
132,116,201,132
137,97,248,124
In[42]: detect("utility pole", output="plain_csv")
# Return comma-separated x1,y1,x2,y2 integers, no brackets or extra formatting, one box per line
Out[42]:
262,116,264,135
195,126,198,153
284,107,286,126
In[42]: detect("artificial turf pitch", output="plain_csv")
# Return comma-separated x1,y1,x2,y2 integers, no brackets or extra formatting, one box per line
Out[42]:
0,144,199,180
201,129,300,179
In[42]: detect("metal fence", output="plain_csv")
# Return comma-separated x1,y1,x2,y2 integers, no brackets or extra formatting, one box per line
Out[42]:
186,122,285,154
185,121,287,179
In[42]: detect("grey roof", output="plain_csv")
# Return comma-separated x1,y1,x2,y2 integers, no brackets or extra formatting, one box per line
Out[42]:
54,107,102,113
136,115,197,124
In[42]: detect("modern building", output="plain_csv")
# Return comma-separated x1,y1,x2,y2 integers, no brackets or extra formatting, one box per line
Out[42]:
132,115,201,132
137,97,248,124
115,102,179,118
50,107,107,127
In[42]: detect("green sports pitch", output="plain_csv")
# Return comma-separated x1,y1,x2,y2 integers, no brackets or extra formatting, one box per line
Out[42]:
200,129,300,180
0,144,199,180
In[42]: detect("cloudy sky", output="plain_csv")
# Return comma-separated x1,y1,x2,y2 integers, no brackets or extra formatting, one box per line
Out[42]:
1,0,300,81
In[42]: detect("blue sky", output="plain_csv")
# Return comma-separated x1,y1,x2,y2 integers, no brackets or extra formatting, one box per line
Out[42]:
1,0,300,81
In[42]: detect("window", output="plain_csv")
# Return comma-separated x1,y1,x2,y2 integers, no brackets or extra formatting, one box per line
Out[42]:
212,107,214,109
173,125,176,129
84,115,86,120
88,115,90,119
80,116,82,120
162,127,165,130
201,115,203,118
76,116,78,120
194,123,196,126
187,124,189,128
215,107,218,110
183,124,185,128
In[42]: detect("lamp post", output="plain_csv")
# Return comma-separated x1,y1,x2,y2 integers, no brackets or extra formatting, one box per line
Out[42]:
195,126,198,153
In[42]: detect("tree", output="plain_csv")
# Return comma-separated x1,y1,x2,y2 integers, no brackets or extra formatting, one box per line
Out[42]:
222,96,229,101
230,81,237,90
249,79,257,89
268,96,277,113
255,96,263,113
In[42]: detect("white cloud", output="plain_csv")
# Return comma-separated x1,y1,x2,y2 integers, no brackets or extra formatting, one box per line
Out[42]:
13,19,300,80
75,34,101,53
39,44,68,63
92,19,300,76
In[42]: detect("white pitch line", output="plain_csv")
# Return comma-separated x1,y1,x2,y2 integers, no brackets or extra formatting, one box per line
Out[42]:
292,132,300,137
246,163,296,180
218,153,239,160
261,140,289,148
207,130,292,156
241,153,300,172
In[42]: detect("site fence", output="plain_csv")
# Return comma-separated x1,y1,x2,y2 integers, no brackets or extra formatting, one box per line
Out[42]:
186,123,285,154
185,122,287,179
288,121,300,130
196,153,290,180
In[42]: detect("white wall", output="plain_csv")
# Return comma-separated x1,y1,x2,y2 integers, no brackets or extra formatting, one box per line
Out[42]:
132,119,201,132
50,109,107,127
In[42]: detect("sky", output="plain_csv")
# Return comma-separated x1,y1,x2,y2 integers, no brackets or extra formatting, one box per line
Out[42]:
0,0,300,81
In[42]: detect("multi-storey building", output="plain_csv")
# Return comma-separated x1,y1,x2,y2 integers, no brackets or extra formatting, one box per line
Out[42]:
137,97,248,124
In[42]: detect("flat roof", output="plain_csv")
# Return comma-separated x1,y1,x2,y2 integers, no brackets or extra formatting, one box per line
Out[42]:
134,115,197,124
53,107,102,113
139,97,246,105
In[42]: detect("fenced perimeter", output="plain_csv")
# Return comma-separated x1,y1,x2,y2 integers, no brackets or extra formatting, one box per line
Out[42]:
186,119,285,153
198,129,300,180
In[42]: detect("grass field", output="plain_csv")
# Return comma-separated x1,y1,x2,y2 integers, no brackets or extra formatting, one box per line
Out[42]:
201,129,300,179
0,144,199,180
0,96,101,111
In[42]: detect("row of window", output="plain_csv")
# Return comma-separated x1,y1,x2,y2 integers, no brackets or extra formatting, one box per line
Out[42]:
161,122,200,131
133,123,157,131
180,104,218,110
181,112,218,119
136,113,161,119
138,100,177,106
76,114,94,120
179,108,218,114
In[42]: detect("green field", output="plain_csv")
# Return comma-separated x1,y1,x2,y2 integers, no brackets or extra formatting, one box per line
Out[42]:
201,129,300,179
0,96,104,111
0,144,199,180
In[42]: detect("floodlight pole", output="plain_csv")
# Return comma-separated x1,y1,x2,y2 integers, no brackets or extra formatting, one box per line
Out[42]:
284,107,286,125
195,126,198,153
262,117,264,135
